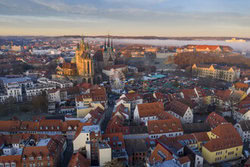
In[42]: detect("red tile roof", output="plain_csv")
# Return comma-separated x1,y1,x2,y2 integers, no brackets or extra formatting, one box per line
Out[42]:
178,156,191,164
167,101,189,117
234,82,249,89
215,90,232,101
204,123,243,152
102,133,125,150
0,120,21,132
0,155,22,167
68,152,90,167
148,119,183,135
137,102,164,118
125,92,143,101
148,144,174,165
205,112,227,129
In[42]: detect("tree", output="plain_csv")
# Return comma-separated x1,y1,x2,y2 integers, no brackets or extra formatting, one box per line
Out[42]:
31,91,48,112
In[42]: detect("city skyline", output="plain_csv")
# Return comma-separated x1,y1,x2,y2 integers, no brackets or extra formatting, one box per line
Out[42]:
0,0,250,37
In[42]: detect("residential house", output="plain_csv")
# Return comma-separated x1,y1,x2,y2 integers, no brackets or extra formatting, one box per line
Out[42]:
112,104,130,120
202,123,243,164
166,101,193,124
73,125,101,153
147,143,174,166
102,133,128,161
134,102,164,126
235,120,250,142
68,152,90,167
148,119,183,139
119,92,143,109
124,139,148,166
205,112,228,129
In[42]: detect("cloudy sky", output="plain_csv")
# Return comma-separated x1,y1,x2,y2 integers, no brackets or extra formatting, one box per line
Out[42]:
0,0,250,37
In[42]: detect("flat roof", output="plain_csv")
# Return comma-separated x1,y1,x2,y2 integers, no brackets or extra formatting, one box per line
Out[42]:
0,77,32,84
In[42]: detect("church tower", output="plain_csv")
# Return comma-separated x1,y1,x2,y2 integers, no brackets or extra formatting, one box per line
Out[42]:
75,37,94,83
103,35,116,67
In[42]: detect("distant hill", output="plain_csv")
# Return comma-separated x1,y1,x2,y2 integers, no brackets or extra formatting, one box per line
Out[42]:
1,35,249,41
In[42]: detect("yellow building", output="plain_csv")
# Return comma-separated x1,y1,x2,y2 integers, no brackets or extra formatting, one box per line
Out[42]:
57,38,94,83
77,103,105,118
192,64,240,82
202,123,243,164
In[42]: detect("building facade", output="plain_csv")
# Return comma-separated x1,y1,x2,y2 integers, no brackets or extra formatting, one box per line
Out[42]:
192,64,240,82
57,38,94,84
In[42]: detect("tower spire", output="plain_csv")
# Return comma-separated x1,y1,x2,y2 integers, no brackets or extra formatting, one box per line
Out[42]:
104,39,107,50
108,34,110,47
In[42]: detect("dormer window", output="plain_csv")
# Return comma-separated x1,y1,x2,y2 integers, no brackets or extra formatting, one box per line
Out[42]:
45,126,48,130
40,126,43,130
51,126,54,130
11,162,16,167
57,126,59,130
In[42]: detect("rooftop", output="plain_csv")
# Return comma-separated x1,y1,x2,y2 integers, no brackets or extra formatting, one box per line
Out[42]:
37,138,51,146
81,125,100,133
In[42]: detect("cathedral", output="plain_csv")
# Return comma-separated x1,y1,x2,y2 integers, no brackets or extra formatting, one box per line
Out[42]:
93,36,117,83
56,38,94,84
103,36,116,67
93,36,116,71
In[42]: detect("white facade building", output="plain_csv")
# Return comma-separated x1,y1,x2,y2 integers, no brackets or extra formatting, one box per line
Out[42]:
73,125,100,152
235,120,250,142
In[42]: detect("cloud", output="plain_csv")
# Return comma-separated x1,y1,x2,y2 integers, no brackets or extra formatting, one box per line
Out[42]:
0,0,250,36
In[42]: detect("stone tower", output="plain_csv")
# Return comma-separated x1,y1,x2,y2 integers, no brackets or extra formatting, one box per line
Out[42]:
75,37,94,83
103,36,116,67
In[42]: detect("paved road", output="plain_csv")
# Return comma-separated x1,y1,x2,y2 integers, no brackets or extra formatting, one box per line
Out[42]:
62,140,73,167
101,100,114,132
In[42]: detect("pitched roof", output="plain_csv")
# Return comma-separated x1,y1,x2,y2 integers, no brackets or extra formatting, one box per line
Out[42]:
102,133,125,150
0,120,21,132
193,132,210,142
211,123,241,139
148,119,183,135
87,107,105,125
205,112,227,129
167,100,189,117
238,120,250,131
68,152,90,167
125,139,148,156
157,111,175,120
234,82,249,89
148,144,174,165
203,136,242,152
125,92,143,101
215,90,232,101
178,156,191,165
0,155,22,166
137,102,164,118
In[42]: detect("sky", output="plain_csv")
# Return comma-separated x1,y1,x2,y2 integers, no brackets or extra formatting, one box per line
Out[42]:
0,0,250,37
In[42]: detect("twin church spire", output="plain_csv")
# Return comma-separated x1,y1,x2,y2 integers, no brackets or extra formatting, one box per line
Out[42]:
104,35,114,51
